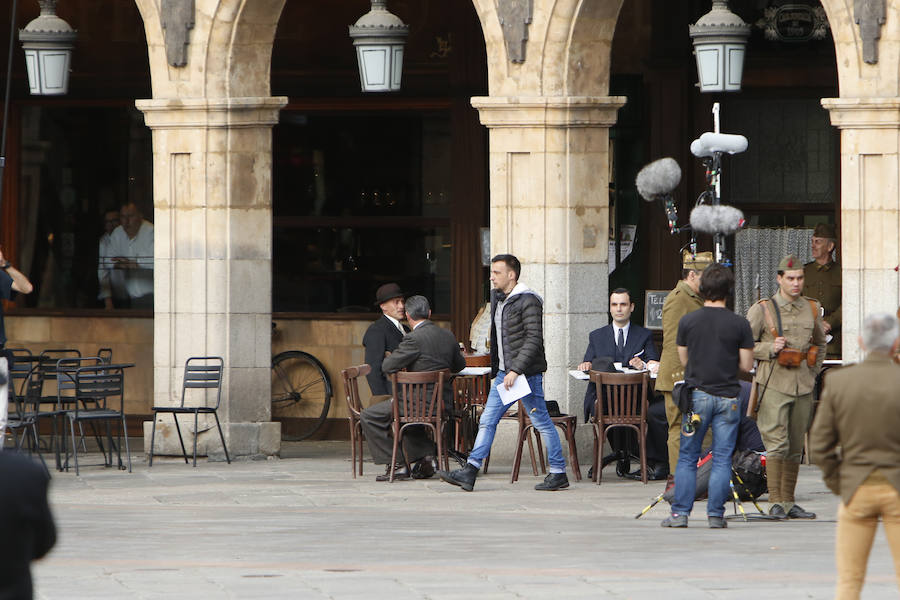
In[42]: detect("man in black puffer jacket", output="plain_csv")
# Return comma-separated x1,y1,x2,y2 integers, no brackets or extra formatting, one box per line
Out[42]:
439,254,569,491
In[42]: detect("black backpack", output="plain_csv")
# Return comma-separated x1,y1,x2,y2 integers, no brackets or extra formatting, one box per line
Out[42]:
731,449,767,500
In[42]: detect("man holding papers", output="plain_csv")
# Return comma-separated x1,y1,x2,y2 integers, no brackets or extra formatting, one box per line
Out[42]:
439,254,569,491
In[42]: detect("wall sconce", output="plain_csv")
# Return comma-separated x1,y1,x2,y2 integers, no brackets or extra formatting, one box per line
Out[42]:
19,0,77,95
689,0,750,93
349,0,408,92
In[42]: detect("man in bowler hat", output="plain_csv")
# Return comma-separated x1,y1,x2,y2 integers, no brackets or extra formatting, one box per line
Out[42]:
362,283,409,397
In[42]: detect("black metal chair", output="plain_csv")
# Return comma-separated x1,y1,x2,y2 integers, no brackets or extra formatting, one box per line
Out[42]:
149,357,230,467
57,362,131,475
5,366,48,472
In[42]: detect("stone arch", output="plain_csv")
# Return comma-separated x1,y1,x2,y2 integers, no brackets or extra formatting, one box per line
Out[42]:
132,0,285,99
561,0,624,97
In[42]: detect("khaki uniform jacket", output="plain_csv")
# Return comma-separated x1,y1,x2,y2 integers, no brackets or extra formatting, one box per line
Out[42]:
809,353,900,504
746,292,826,396
656,280,703,392
803,260,841,357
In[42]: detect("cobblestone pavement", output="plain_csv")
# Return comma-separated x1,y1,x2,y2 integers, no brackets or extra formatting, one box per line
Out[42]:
29,442,899,599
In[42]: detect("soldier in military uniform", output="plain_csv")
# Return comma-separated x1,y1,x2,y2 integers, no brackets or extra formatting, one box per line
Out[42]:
747,255,826,519
803,223,841,357
657,250,713,481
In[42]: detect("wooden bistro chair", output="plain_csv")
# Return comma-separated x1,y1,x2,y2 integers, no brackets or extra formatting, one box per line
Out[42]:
388,370,449,482
340,364,371,478
590,370,650,484
149,357,230,467
510,402,582,483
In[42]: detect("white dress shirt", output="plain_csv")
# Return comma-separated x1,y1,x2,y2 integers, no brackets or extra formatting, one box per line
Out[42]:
108,220,154,300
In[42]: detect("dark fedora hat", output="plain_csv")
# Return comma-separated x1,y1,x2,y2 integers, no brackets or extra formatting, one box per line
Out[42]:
374,282,404,306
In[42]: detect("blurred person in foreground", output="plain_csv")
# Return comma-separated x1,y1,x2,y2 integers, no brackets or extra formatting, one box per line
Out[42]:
810,313,900,600
0,451,56,600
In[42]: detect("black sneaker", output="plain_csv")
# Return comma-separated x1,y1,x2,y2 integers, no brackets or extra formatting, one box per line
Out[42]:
438,463,478,491
535,472,569,491
660,513,688,528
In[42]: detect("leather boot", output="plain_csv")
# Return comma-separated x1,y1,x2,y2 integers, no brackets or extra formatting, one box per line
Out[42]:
766,456,783,512
438,463,478,492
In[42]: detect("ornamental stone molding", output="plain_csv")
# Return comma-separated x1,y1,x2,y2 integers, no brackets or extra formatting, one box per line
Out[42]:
821,97,900,128
471,96,628,128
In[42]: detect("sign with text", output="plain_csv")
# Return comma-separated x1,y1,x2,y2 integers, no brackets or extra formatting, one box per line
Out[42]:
644,290,668,331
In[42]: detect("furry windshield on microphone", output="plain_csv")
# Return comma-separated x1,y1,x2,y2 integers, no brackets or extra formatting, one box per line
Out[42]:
636,157,682,201
690,204,746,235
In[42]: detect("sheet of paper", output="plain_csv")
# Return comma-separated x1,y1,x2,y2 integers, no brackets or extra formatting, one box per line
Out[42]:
497,374,532,406
568,369,589,381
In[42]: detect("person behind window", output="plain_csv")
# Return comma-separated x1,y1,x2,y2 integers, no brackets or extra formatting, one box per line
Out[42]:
97,209,127,309
109,202,154,310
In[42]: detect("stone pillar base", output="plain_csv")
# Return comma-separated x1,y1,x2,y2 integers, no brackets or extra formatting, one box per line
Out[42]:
143,420,281,460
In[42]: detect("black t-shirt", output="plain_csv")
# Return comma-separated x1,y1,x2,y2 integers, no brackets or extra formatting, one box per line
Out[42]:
676,306,754,398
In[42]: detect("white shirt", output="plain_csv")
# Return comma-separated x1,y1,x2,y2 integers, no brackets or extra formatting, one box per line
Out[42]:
97,231,127,300
108,220,154,299
384,314,405,334
613,322,631,346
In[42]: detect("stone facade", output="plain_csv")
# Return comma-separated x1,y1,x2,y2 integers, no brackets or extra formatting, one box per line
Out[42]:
125,0,900,458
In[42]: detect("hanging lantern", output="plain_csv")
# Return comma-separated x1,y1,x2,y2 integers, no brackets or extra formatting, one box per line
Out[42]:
689,0,750,93
348,0,408,93
19,0,78,96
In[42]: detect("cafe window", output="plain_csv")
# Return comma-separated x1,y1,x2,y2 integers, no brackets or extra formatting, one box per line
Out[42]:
272,112,452,314
16,105,153,310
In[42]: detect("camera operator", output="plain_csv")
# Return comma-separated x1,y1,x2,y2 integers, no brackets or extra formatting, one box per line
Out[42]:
661,263,754,529
746,255,826,520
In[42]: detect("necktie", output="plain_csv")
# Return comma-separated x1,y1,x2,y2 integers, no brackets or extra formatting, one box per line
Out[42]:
616,328,625,361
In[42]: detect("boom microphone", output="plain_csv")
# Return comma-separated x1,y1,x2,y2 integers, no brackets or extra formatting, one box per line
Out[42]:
690,204,746,235
690,132,749,158
636,157,682,202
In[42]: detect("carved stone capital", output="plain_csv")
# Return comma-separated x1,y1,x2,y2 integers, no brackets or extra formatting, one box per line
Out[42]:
471,96,628,128
821,97,900,129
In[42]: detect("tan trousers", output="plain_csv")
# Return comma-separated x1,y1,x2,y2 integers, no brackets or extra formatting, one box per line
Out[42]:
756,389,812,463
836,483,900,600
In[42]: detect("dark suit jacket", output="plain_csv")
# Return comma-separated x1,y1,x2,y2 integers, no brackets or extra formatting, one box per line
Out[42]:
810,352,900,504
0,452,56,600
363,315,409,396
382,320,466,408
582,323,659,421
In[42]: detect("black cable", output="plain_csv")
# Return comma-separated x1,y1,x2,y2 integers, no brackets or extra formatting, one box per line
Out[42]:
0,0,20,228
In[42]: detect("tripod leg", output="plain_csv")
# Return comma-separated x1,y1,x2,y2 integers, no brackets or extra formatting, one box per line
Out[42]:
729,479,748,522
634,492,665,519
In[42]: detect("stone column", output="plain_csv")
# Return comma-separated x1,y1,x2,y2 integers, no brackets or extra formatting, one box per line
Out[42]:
136,96,287,458
821,98,900,363
471,96,626,418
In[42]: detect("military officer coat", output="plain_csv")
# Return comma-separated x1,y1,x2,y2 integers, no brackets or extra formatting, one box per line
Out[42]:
656,279,703,392
803,259,841,357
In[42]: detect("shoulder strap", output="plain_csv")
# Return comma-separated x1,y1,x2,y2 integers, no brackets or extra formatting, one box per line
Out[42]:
806,299,819,344
760,299,780,338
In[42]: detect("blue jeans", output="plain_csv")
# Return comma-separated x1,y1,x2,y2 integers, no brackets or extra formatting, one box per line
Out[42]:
467,371,566,473
672,390,740,518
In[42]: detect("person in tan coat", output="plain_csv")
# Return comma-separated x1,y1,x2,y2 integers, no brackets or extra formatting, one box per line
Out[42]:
810,312,900,600
657,250,712,480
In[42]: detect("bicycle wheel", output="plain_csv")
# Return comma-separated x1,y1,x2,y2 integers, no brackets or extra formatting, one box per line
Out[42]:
271,351,333,441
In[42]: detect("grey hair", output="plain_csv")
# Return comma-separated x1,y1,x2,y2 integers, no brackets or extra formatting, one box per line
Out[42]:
404,295,431,321
862,313,900,352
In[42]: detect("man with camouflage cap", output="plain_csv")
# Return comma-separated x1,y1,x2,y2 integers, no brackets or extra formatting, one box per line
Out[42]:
658,250,713,483
803,223,841,357
747,255,826,519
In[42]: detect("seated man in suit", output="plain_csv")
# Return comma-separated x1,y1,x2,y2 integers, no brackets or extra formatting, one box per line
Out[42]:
578,288,667,480
359,295,466,481
362,283,409,398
